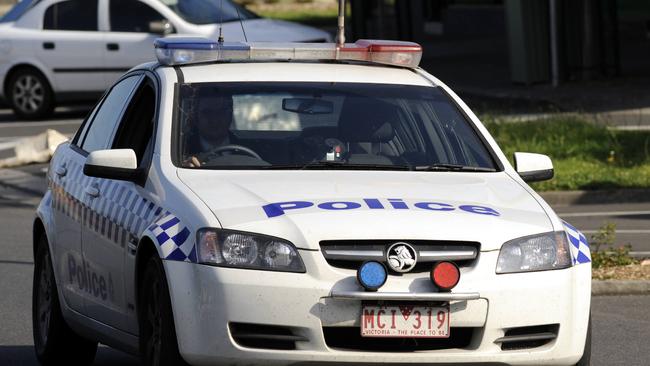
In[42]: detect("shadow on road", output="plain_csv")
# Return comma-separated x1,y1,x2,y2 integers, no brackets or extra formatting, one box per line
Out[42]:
0,345,139,366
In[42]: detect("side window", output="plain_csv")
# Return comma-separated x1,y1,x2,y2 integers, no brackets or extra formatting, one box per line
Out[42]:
43,0,98,31
81,75,141,153
111,79,157,166
109,0,165,33
72,95,105,146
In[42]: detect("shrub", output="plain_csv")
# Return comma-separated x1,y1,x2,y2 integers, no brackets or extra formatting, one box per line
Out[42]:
589,222,638,268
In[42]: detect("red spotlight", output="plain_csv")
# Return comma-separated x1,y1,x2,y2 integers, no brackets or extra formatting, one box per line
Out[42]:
431,261,460,291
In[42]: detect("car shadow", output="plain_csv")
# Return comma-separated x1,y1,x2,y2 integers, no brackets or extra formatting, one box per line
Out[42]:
0,345,140,366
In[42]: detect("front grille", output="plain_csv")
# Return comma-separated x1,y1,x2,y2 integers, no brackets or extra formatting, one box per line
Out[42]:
320,240,480,272
229,323,307,350
323,327,476,352
496,324,559,351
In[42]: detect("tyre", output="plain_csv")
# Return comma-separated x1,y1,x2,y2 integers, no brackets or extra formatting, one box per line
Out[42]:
32,235,98,366
7,67,54,120
575,314,592,366
139,255,189,366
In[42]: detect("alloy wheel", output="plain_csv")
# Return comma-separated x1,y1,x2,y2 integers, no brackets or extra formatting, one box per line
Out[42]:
12,74,45,113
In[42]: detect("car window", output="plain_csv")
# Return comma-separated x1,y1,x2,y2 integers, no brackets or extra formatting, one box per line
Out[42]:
111,78,156,166
110,0,165,33
81,75,140,153
160,0,256,25
72,97,104,147
43,0,98,31
175,82,497,170
0,0,40,23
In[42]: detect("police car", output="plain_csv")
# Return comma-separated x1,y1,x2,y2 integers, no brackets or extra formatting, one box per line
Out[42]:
32,37,592,366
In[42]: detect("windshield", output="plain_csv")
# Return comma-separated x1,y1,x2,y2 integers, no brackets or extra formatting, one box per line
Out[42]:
175,82,498,171
159,0,257,25
0,0,39,23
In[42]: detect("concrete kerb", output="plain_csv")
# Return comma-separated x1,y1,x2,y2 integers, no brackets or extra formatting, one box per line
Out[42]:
592,280,650,296
540,189,650,206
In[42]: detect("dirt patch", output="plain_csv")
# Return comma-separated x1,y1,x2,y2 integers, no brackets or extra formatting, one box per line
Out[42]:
593,262,650,280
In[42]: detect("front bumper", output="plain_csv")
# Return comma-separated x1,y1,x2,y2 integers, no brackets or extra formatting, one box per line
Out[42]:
164,250,591,366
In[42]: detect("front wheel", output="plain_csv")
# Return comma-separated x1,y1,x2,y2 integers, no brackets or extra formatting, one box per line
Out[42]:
8,68,54,120
32,235,97,365
139,255,189,366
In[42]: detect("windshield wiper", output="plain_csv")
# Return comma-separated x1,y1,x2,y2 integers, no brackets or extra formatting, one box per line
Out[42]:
414,163,496,172
262,161,411,171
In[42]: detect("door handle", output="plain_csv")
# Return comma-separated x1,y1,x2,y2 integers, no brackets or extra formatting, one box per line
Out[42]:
106,43,119,51
43,42,55,50
84,186,100,198
54,166,67,177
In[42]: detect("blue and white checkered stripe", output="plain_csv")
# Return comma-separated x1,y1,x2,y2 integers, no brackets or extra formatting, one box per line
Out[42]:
51,156,195,262
562,220,591,265
148,214,196,262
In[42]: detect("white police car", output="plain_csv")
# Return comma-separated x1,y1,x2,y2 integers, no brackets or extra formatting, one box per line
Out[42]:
0,0,331,119
32,38,592,366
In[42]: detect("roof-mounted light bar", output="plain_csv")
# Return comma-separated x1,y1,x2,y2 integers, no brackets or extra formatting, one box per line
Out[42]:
154,37,422,68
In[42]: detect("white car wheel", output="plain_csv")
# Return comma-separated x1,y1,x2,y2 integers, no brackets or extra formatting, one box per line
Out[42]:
8,68,54,120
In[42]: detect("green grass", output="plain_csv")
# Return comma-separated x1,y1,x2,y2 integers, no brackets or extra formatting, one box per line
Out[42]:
233,0,340,27
484,116,650,191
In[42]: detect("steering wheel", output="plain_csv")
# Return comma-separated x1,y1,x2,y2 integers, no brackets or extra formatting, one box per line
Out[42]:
207,144,262,160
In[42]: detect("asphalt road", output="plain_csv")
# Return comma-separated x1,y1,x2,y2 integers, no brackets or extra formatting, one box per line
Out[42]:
1,108,650,365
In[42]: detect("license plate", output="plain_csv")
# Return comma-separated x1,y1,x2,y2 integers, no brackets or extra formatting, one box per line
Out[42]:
360,304,450,338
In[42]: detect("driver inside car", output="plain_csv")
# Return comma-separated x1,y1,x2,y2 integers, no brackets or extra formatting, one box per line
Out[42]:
183,91,234,167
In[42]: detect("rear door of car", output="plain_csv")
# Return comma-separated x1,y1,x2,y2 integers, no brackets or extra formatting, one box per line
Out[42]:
101,0,173,87
37,0,107,93
49,103,103,315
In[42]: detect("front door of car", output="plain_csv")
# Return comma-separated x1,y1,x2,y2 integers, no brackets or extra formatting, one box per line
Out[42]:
81,74,158,334
37,0,106,93
74,74,142,330
102,0,174,88
100,77,158,334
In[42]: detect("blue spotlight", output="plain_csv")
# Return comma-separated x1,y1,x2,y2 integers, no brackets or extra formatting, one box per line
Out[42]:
357,261,388,291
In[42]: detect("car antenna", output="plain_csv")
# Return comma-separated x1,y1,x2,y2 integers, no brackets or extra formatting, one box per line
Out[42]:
218,0,224,43
336,0,345,46
234,2,248,42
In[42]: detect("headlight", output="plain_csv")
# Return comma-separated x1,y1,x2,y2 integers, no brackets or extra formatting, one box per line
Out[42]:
496,231,572,274
196,229,305,273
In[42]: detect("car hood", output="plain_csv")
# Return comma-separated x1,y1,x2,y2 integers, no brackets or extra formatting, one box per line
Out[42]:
199,18,332,42
177,170,552,251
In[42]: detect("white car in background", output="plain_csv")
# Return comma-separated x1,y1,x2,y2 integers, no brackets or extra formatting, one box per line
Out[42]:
0,0,332,119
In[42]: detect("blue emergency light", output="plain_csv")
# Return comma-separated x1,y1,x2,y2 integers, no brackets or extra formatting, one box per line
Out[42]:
153,37,422,68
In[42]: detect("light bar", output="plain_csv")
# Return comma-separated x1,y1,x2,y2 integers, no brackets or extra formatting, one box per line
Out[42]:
154,37,422,68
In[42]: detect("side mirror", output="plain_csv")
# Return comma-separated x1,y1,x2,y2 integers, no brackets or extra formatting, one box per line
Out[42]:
514,152,554,182
149,20,175,35
84,149,144,183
